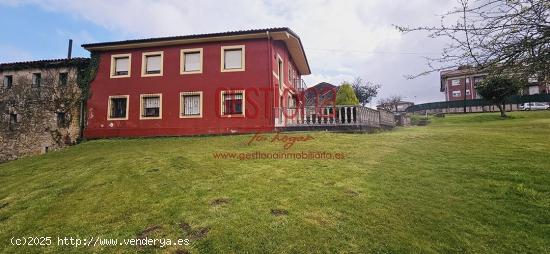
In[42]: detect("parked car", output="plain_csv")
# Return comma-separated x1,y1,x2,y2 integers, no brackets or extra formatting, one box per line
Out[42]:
519,102,550,111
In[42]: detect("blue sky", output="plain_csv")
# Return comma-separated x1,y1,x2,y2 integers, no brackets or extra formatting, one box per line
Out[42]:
0,4,113,61
0,0,456,103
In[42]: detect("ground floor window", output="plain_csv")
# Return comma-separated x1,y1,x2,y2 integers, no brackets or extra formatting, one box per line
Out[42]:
452,91,461,97
140,94,162,119
108,95,129,120
180,91,203,118
221,91,245,116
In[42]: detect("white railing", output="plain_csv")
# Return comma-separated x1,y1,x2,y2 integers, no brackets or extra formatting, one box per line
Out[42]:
275,106,396,128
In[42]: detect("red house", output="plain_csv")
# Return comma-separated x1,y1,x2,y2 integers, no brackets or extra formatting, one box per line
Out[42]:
82,28,311,138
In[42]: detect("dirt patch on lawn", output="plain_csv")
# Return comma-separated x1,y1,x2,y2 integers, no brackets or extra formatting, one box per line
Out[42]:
174,249,190,254
344,189,360,196
271,208,289,216
179,220,210,240
0,202,8,209
210,198,231,206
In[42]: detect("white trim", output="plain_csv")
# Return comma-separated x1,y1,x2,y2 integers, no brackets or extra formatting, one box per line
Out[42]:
180,48,203,75
110,54,132,78
107,95,130,120
221,45,245,72
141,51,164,77
179,91,203,118
139,93,163,120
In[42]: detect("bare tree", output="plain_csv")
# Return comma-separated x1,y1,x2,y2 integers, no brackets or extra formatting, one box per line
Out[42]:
351,77,381,106
378,95,403,112
396,0,549,82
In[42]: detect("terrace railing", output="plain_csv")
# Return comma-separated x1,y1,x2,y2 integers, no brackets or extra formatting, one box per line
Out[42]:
275,106,396,128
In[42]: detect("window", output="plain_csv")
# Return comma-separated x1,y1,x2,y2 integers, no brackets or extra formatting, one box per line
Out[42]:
56,112,66,127
107,95,129,120
59,73,68,86
110,54,131,78
277,55,283,89
221,45,245,72
452,91,461,97
9,113,18,124
3,75,12,89
466,77,470,84
221,91,245,116
180,92,203,118
451,79,460,86
466,89,471,96
288,65,293,83
142,52,163,77
140,94,162,119
529,86,539,95
32,73,41,88
181,48,203,74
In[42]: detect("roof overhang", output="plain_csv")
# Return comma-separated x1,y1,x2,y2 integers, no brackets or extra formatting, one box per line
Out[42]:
82,29,311,75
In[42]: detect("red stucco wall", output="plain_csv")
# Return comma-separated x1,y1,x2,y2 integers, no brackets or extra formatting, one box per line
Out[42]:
84,38,300,138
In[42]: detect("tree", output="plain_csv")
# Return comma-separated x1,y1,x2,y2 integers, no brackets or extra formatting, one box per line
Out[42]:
351,77,381,106
476,76,522,117
335,83,359,105
378,95,403,112
396,0,549,83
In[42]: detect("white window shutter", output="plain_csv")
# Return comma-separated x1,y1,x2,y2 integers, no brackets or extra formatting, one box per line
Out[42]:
115,58,129,72
146,55,161,72
224,49,242,69
185,53,200,71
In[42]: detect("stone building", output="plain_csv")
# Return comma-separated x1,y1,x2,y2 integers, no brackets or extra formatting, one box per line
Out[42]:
0,58,89,162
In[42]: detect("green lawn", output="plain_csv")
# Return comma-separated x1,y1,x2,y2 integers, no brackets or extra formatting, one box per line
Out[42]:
1,111,550,253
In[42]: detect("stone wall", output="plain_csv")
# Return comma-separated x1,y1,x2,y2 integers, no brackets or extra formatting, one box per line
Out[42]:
0,66,83,162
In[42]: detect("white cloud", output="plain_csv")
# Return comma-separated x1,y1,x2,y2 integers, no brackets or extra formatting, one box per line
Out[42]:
0,0,459,103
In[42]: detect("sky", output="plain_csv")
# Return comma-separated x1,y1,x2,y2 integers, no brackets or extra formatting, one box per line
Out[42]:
0,0,458,104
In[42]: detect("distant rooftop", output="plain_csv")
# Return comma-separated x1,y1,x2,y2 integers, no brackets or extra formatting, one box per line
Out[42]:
0,58,89,71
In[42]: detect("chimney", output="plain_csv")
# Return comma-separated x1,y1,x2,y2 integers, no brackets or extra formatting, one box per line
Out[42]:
67,39,73,59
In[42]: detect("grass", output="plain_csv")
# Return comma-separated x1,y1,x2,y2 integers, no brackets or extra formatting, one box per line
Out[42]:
1,111,550,253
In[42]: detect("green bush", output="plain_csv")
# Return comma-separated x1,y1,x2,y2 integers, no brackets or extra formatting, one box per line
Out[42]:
336,83,360,105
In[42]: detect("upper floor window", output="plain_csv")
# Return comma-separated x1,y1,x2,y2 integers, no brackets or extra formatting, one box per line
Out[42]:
221,90,245,116
3,75,13,89
110,54,131,78
140,94,162,119
142,52,163,77
108,95,129,120
180,91,203,118
277,55,283,89
32,73,41,88
59,72,68,86
221,45,245,72
181,48,203,74
451,79,460,86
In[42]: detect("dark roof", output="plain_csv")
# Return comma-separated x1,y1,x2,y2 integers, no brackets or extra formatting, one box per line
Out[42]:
82,27,298,48
0,58,90,71
81,27,311,75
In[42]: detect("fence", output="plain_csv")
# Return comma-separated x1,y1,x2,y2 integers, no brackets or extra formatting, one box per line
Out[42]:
276,106,398,129
407,94,550,114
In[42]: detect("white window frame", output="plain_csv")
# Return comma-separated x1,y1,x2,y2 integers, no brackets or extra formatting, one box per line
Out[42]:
452,91,461,97
220,90,245,117
276,54,284,90
451,79,460,86
139,93,162,120
180,48,203,75
141,51,164,77
107,95,130,120
110,53,132,78
221,45,245,72
179,91,203,118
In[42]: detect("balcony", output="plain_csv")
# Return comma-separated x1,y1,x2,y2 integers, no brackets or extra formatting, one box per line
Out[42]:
274,105,396,129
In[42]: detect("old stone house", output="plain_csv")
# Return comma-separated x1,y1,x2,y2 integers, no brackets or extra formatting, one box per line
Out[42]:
0,58,89,162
